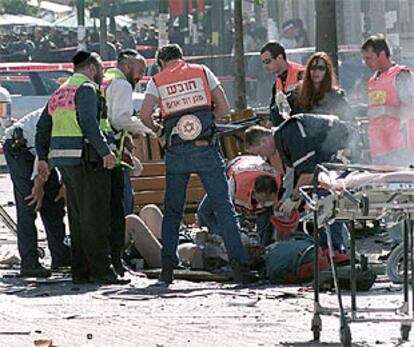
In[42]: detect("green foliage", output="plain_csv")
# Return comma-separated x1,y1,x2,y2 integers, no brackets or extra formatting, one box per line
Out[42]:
0,0,38,15
252,0,265,7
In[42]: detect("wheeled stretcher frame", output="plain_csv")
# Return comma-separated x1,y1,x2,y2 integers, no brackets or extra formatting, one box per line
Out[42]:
300,163,414,347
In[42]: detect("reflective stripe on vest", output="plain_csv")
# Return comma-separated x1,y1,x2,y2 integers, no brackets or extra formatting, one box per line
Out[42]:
102,68,127,93
227,156,281,211
48,74,94,166
367,65,414,157
153,60,212,118
275,61,304,94
102,68,134,168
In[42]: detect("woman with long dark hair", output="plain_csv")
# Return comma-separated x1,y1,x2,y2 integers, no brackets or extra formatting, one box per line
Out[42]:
292,51,351,120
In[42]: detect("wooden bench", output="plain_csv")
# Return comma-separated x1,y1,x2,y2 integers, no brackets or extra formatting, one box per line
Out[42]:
131,160,205,224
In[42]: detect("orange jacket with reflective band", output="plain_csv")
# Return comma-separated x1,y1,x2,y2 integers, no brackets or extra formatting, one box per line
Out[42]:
227,156,282,212
275,61,305,94
153,60,212,118
367,64,414,157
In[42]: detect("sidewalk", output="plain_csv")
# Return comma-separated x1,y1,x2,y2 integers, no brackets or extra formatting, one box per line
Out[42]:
0,172,413,347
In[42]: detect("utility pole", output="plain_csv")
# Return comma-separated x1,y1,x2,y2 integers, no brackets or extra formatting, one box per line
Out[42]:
234,0,246,111
77,0,86,50
158,0,169,48
100,0,109,60
315,0,338,73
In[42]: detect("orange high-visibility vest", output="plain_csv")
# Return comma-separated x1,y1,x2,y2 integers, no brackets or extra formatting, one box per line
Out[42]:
275,61,305,94
367,64,414,157
153,60,212,118
227,156,282,211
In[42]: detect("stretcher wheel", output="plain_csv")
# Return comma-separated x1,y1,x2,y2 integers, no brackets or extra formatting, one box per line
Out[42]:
386,244,405,284
37,247,45,259
311,314,322,341
401,324,411,341
340,323,352,347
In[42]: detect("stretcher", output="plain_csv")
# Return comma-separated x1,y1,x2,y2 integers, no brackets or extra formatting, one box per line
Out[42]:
299,163,414,347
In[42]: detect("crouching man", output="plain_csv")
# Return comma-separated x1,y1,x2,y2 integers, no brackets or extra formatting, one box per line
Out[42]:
3,108,70,277
198,155,281,247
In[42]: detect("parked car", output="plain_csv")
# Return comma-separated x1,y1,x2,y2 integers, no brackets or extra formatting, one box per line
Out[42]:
0,62,73,120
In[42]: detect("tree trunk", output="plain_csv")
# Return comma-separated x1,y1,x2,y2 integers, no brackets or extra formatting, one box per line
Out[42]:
158,0,169,48
234,0,246,112
315,0,338,73
77,0,86,50
100,0,109,60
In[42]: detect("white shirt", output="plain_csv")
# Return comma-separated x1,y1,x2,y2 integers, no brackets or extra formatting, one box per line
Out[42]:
105,69,150,134
145,64,220,99
4,107,43,179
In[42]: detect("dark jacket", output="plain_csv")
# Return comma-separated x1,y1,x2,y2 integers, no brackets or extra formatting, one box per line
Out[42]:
36,83,111,163
290,88,352,122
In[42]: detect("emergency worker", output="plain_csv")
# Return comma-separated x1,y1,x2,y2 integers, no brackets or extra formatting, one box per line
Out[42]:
260,41,304,126
197,155,281,247
36,51,129,285
3,108,70,277
362,34,414,166
102,48,148,275
244,114,353,252
139,44,254,285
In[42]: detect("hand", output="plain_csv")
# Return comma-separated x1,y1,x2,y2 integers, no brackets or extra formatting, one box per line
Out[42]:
25,175,45,212
280,197,300,217
102,152,116,169
37,160,50,182
54,185,66,205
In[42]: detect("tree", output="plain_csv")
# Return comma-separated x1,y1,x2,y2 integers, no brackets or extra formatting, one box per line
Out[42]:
234,0,246,112
0,0,38,16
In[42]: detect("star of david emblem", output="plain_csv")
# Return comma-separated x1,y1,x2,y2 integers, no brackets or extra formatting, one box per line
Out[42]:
183,121,195,133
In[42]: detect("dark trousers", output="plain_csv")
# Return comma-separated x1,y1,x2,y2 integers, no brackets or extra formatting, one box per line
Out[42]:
110,167,125,267
123,168,135,215
60,159,112,279
3,140,68,268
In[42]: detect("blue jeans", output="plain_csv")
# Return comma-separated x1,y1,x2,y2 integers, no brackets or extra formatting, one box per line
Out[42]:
162,143,248,264
198,198,274,247
3,140,69,267
123,169,135,215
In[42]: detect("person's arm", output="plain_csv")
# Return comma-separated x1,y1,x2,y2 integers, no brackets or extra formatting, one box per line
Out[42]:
139,79,161,132
396,70,414,105
35,105,53,180
75,84,111,158
203,65,229,119
107,79,150,134
35,105,52,161
211,85,230,118
277,122,317,214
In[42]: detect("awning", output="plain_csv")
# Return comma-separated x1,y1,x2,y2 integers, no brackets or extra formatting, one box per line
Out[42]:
0,14,53,27
28,0,72,14
53,12,133,29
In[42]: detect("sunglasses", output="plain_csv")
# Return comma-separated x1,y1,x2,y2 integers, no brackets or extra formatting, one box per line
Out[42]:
262,58,274,65
310,65,327,72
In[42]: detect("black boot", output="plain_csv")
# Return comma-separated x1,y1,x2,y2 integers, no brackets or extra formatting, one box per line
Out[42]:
230,260,259,285
21,263,51,278
159,256,176,285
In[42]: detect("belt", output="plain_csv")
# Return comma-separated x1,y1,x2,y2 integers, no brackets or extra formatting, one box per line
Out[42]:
194,139,209,146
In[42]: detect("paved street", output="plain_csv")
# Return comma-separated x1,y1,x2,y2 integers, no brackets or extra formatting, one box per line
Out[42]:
0,172,414,347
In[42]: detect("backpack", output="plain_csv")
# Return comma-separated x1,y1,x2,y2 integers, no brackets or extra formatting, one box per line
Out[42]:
265,232,330,284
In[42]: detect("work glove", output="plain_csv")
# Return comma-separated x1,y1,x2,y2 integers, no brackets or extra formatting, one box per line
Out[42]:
275,91,291,120
280,196,300,216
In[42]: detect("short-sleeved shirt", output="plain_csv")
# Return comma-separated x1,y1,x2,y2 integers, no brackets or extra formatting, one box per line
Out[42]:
145,64,220,99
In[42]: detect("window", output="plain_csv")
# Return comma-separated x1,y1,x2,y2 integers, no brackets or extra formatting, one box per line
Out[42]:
0,72,35,96
37,70,71,95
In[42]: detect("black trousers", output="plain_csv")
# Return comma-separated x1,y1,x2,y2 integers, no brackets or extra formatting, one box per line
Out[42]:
60,159,112,279
110,167,125,268
3,140,69,268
